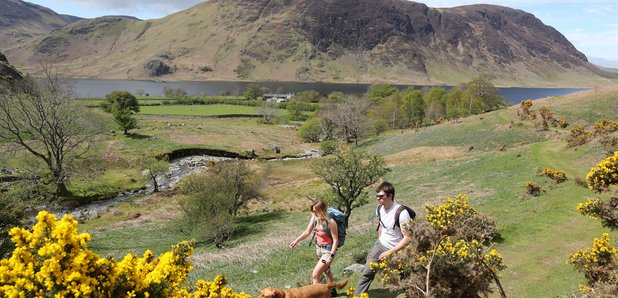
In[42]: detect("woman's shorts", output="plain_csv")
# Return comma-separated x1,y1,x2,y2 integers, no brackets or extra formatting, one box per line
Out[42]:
315,244,333,263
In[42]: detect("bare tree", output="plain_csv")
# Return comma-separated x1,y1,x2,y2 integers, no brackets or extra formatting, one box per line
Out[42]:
0,69,95,196
258,100,277,124
327,96,371,144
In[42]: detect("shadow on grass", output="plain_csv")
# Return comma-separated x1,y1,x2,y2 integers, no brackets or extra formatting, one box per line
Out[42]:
126,133,151,139
234,210,286,239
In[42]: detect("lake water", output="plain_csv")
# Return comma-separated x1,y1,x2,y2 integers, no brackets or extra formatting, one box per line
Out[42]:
66,78,588,104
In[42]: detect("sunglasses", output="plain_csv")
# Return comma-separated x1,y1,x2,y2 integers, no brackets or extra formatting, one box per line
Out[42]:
376,194,387,200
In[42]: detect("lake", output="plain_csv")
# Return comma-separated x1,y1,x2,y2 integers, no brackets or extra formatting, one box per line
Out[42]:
66,78,588,104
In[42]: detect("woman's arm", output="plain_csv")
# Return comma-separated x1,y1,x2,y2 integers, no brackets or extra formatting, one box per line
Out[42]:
328,218,338,256
289,216,315,249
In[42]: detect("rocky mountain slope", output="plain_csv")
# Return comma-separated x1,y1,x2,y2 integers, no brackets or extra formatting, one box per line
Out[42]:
3,0,615,86
0,51,22,82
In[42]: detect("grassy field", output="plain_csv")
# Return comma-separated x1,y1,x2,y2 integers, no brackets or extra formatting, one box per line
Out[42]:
138,104,260,116
7,86,618,296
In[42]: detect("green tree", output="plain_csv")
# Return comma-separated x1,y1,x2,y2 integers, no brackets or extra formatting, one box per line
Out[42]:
244,83,266,100
141,156,169,193
102,91,140,135
444,88,467,119
424,87,447,122
178,161,261,247
401,89,425,127
367,84,398,102
466,73,506,112
0,73,95,196
293,90,322,103
298,117,322,142
286,99,308,121
312,148,390,225
101,90,140,114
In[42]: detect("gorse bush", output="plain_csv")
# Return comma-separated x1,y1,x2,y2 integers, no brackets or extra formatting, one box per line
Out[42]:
0,211,250,297
567,125,592,148
371,194,505,298
568,233,618,295
586,151,618,193
571,151,618,296
526,181,546,196
593,119,618,136
543,168,567,183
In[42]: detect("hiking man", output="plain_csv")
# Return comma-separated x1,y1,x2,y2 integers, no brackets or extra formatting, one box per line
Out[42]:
354,181,414,296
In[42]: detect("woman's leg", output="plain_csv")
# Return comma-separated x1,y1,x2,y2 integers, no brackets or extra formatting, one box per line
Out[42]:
312,260,330,284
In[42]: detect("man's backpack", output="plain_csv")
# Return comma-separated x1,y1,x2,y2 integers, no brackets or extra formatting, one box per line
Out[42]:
311,207,347,248
376,204,416,231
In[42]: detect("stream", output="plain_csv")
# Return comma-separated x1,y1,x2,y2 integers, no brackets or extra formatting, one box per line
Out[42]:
57,149,321,222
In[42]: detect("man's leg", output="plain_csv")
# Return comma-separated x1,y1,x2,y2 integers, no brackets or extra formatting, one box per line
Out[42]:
354,241,388,296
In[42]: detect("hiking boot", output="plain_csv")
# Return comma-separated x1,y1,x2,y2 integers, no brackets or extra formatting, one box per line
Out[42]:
330,287,338,297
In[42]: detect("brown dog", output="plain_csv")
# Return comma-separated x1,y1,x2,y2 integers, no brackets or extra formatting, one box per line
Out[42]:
258,280,348,298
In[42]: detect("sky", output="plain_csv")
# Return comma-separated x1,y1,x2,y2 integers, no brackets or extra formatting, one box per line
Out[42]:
25,0,618,67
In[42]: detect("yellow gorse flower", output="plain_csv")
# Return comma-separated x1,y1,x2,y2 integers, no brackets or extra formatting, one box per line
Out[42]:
0,211,250,297
425,194,474,229
586,151,618,192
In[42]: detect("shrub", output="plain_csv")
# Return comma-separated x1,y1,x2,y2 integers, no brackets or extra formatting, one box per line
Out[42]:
577,197,618,229
594,119,618,136
568,233,618,292
526,181,546,196
320,140,338,155
586,151,618,192
567,125,592,148
543,168,567,183
0,211,250,297
372,194,505,298
599,136,618,151
298,117,322,142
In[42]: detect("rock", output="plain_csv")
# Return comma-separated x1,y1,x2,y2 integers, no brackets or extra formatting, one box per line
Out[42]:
343,263,365,274
144,58,175,76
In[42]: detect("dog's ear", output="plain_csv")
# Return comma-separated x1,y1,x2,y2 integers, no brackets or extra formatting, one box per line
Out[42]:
274,289,286,298
258,288,276,298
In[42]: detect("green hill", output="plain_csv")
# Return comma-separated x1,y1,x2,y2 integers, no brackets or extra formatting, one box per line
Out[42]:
75,86,618,297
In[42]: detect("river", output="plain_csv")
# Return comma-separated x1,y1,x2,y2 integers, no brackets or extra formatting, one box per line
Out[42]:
66,78,588,104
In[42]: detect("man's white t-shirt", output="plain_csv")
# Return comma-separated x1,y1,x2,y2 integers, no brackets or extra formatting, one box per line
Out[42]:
378,202,412,249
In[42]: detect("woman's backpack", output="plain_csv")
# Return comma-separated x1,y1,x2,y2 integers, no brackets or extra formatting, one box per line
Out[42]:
310,207,347,248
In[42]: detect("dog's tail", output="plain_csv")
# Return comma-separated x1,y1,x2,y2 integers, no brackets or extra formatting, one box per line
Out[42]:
326,279,348,289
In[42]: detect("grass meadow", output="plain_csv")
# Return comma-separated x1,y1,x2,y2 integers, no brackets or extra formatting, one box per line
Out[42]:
4,86,618,297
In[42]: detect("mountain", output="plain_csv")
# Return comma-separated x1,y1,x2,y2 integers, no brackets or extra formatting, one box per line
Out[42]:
0,51,23,83
0,0,81,53
3,0,616,86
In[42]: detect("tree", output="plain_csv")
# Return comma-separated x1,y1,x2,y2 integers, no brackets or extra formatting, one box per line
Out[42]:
325,96,371,144
102,91,140,135
466,73,506,112
401,89,425,127
178,161,261,247
244,83,267,100
141,156,169,193
424,87,447,123
312,148,390,225
101,90,140,114
298,117,323,142
367,84,398,102
286,98,308,121
0,73,95,196
258,100,277,124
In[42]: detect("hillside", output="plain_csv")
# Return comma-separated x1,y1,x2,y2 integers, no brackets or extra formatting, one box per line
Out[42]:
0,0,80,53
4,0,616,87
0,51,22,82
63,85,618,297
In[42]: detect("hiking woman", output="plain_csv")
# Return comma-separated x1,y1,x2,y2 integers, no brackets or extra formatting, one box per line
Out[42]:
290,200,339,285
